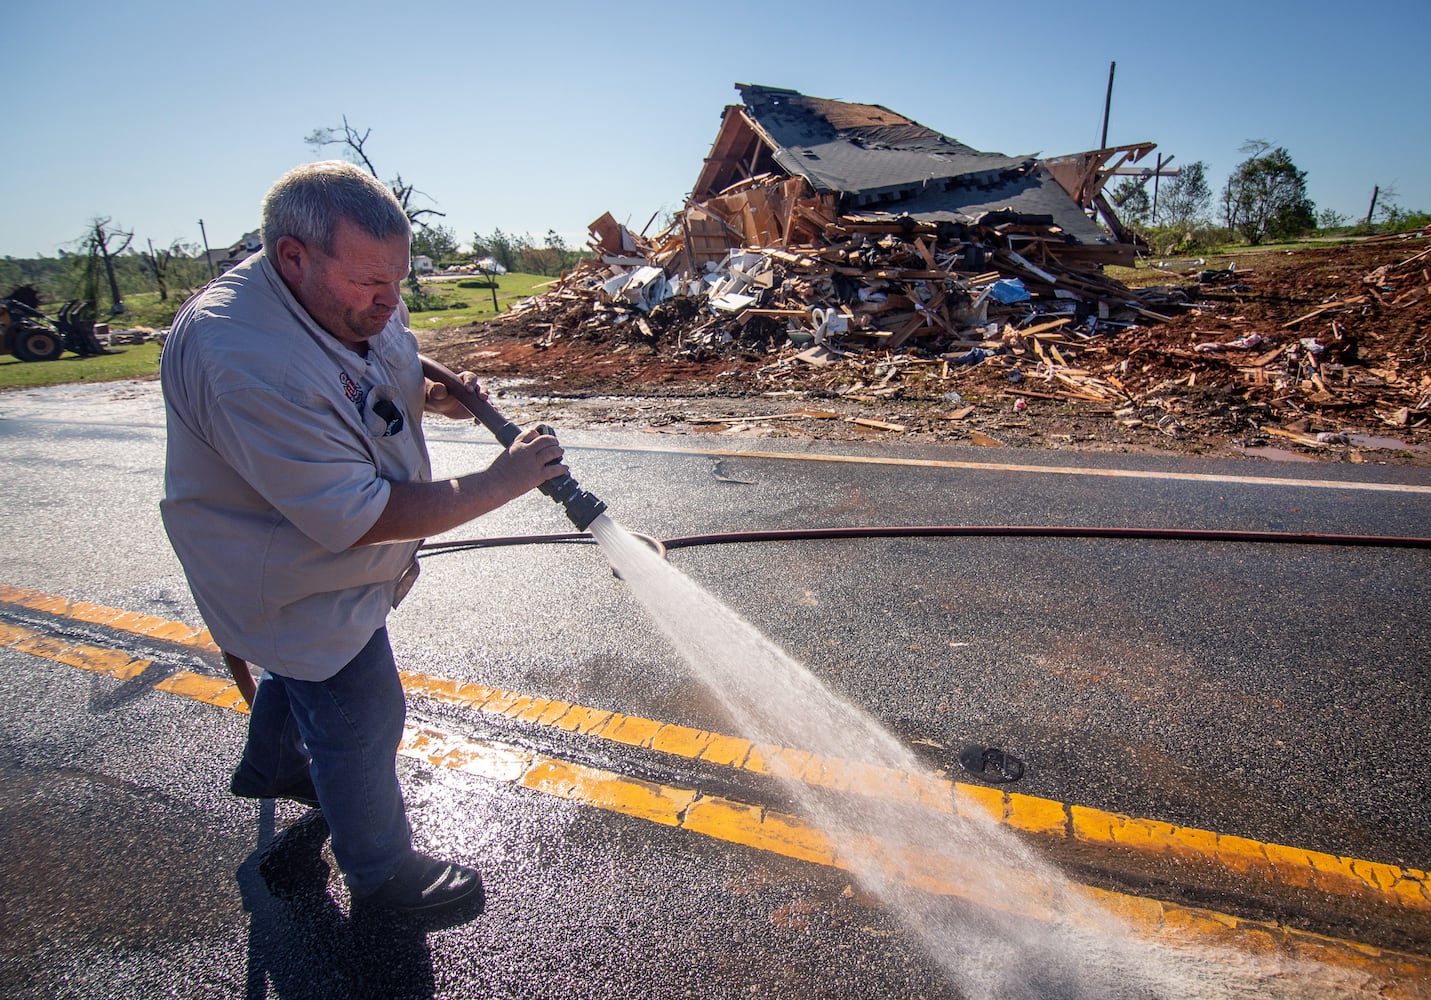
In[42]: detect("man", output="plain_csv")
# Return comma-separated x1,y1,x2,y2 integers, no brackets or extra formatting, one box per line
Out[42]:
161,160,565,918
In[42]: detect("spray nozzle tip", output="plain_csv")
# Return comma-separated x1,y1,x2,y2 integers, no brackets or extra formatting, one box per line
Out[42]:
563,490,607,531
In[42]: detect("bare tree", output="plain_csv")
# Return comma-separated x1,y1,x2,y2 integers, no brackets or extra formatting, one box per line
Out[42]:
83,218,133,314
140,239,173,302
305,116,447,291
305,116,445,230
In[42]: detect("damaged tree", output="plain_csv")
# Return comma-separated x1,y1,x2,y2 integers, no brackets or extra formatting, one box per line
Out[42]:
81,218,133,315
306,116,446,288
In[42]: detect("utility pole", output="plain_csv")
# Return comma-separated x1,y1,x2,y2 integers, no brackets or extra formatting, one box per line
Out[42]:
1151,153,1164,224
1364,186,1380,228
198,219,216,280
1099,61,1116,150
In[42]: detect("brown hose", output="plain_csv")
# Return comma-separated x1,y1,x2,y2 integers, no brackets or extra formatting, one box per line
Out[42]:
418,523,1431,557
657,524,1431,551
223,651,258,707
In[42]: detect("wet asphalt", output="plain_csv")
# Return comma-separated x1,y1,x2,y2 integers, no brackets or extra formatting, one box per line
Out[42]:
0,380,1428,999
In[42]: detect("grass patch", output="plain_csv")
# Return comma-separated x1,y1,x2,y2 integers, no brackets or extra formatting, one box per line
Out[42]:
0,341,162,390
1107,236,1377,288
405,272,554,329
1,272,555,391
93,273,554,336
109,290,201,331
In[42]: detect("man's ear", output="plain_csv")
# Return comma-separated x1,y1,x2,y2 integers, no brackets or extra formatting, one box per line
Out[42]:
272,235,309,286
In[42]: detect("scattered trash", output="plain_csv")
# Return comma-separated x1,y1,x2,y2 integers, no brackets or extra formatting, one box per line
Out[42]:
986,279,1031,305
1198,265,1238,284
948,347,997,365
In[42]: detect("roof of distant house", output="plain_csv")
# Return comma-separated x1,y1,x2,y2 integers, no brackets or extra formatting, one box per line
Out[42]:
694,84,1118,247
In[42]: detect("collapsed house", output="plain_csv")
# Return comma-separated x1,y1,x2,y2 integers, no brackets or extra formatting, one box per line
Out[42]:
502,83,1174,380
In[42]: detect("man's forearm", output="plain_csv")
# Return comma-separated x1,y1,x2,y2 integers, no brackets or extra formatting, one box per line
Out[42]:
353,472,523,546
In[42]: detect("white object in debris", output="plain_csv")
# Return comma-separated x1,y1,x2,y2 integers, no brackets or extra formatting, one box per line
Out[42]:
603,265,671,312
706,249,775,313
809,307,848,345
1196,332,1264,353
710,292,757,313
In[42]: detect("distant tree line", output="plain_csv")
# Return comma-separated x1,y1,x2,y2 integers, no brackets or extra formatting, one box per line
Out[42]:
1109,140,1427,256
4,221,589,314
1,225,213,314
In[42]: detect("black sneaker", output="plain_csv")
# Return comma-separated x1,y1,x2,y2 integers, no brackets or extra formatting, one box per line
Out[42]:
352,851,484,917
230,766,320,809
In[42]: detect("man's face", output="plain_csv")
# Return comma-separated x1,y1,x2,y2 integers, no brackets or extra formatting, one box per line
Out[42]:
283,221,410,353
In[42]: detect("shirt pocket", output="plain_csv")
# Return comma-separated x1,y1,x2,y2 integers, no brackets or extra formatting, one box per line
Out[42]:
361,383,408,439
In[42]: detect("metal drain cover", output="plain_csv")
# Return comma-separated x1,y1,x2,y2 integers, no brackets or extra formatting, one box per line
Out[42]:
958,745,1024,783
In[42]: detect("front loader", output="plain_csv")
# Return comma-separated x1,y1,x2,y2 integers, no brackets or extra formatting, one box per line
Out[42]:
0,298,112,361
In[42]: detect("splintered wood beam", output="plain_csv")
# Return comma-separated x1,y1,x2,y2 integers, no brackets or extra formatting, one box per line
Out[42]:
1282,296,1367,328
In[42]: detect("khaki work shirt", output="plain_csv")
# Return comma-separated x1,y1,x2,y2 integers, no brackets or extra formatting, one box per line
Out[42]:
160,252,430,680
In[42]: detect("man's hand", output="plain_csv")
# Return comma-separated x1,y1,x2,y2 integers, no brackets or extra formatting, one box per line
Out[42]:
423,370,485,420
488,426,568,496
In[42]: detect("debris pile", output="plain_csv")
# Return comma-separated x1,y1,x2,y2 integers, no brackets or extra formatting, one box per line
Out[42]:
1126,238,1431,442
496,180,1179,396
450,83,1428,451
466,226,1430,450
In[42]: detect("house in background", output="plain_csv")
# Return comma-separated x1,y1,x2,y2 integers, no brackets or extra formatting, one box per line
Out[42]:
677,83,1155,270
200,230,262,275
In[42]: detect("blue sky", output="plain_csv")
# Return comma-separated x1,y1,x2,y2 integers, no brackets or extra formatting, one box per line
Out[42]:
6,0,1428,258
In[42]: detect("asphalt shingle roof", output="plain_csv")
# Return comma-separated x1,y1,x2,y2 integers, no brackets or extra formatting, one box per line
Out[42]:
736,84,1117,246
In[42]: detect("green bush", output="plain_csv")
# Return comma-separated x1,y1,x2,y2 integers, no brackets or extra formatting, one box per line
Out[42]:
403,289,468,313
1138,224,1232,257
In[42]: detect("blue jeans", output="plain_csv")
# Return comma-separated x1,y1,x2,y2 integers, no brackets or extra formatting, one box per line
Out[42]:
239,627,412,894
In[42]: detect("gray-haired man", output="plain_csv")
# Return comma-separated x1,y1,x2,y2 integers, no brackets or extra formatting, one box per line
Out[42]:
161,160,565,917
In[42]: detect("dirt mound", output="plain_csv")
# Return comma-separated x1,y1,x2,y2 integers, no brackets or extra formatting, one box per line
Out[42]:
419,237,1431,463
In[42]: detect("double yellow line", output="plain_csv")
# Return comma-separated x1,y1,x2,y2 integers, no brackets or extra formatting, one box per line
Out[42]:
2,582,1428,989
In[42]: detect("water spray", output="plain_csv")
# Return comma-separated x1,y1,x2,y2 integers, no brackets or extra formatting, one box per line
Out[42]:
419,355,608,530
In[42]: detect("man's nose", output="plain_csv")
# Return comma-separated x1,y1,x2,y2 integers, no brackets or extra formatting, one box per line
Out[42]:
375,281,401,308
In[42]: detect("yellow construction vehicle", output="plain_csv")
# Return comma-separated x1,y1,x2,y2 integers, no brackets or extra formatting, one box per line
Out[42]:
1,299,109,361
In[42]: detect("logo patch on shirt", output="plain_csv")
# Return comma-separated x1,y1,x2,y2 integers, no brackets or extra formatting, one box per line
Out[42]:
339,370,364,410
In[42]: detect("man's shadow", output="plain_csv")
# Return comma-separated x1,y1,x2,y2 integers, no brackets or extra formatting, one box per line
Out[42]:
235,804,454,1000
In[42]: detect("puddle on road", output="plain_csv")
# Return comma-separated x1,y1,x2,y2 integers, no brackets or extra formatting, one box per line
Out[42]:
1345,432,1429,452
1230,445,1320,463
1234,433,1427,463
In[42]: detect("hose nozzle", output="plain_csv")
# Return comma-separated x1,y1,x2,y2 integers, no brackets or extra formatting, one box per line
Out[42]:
502,422,606,530
419,356,609,531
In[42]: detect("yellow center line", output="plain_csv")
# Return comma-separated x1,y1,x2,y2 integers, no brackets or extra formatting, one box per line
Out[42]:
592,441,1431,494
8,618,1431,978
2,585,1428,932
